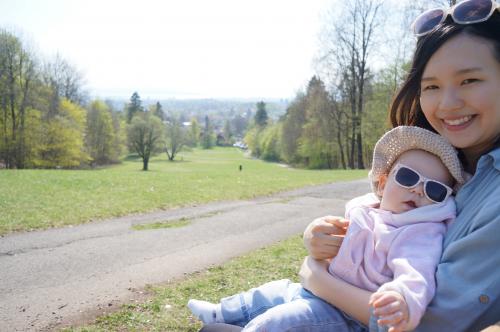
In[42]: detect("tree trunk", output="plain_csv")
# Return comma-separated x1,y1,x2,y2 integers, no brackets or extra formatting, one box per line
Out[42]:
337,130,347,169
349,119,356,169
142,157,149,171
356,131,364,169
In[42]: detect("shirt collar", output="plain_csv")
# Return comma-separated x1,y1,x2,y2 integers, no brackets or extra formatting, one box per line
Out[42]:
481,147,500,172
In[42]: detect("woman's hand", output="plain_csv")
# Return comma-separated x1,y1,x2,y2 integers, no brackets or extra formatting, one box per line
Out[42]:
299,256,330,292
369,291,409,332
303,216,349,260
300,255,374,326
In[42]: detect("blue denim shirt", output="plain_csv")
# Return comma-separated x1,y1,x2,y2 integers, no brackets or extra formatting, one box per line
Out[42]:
370,148,500,331
389,147,500,331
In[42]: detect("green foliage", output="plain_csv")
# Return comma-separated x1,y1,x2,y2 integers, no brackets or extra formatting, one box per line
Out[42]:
298,77,338,169
254,101,268,127
0,30,119,169
231,114,248,137
260,124,281,162
250,68,398,170
244,126,260,157
222,119,234,146
281,93,307,165
86,100,121,165
201,115,215,149
126,92,143,123
0,29,37,169
186,117,200,147
34,99,89,168
127,113,164,170
152,101,165,121
165,117,186,161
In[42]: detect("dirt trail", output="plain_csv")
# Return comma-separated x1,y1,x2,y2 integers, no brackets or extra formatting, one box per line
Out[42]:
0,179,370,331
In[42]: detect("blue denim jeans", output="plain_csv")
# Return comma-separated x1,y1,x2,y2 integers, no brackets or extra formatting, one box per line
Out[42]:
219,279,368,332
368,308,389,332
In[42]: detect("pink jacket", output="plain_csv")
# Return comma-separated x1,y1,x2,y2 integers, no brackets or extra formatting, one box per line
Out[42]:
328,193,456,330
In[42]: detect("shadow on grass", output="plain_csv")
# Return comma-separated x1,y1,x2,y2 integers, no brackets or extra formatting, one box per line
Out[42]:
123,154,142,161
153,158,192,164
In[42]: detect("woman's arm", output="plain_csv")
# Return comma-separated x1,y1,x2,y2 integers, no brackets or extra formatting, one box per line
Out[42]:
299,256,373,325
302,216,373,324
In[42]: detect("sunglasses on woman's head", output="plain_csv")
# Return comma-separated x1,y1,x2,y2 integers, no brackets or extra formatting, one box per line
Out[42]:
391,163,453,204
412,0,500,37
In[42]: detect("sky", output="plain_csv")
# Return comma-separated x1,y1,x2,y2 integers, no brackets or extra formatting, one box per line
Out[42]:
2,0,331,100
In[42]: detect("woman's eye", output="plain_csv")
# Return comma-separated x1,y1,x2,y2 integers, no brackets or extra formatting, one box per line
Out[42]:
462,78,479,85
422,85,438,91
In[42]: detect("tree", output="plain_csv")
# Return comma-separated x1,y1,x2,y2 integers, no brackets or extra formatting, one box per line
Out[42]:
126,92,143,123
42,54,87,109
318,0,384,169
86,100,120,165
223,120,233,146
164,117,185,161
297,77,339,169
152,101,165,121
201,115,215,149
0,29,37,169
35,99,89,168
244,126,261,157
281,93,307,165
127,113,163,171
186,117,200,147
254,101,268,127
260,124,281,162
231,114,248,137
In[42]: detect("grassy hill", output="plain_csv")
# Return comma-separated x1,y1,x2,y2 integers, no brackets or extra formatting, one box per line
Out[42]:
0,147,367,235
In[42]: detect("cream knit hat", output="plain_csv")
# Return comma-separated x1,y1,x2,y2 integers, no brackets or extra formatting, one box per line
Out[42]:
369,126,465,197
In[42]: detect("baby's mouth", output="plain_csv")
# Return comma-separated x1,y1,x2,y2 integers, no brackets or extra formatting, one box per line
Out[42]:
404,200,417,209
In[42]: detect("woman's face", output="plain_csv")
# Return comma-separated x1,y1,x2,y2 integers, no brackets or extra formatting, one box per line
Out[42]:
419,33,500,160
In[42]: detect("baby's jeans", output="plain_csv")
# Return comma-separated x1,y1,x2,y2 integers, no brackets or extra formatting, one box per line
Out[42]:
219,279,368,332
368,308,390,332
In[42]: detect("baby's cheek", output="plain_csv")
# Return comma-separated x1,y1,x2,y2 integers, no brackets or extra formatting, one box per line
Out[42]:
417,197,435,208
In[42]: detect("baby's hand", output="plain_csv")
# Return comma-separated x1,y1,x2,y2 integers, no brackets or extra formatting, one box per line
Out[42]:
369,290,409,332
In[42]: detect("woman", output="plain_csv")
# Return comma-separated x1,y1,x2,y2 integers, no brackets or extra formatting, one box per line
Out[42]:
302,0,500,331
200,0,500,330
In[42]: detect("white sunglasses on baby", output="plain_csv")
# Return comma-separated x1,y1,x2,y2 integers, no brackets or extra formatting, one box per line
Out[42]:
392,163,453,203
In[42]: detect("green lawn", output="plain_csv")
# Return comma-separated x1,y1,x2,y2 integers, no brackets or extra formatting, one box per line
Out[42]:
0,147,366,235
64,235,306,332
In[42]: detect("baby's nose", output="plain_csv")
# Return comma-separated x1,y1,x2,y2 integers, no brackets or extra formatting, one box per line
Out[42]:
411,182,425,196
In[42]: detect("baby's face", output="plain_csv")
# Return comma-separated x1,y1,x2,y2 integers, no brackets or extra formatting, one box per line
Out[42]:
378,150,454,214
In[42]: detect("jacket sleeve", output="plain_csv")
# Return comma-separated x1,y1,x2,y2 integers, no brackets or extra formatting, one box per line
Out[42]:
377,223,445,330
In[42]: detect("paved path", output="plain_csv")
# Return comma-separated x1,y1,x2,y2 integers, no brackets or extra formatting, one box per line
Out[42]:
0,179,370,331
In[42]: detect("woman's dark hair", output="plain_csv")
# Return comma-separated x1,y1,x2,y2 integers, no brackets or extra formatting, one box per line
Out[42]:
389,11,500,130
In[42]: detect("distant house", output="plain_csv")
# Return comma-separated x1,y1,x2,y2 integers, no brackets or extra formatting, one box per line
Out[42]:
233,141,248,150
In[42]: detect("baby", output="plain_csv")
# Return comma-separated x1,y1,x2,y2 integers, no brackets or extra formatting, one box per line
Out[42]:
188,126,466,332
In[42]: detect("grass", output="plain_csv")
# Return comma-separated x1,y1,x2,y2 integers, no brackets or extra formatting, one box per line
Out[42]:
63,234,306,332
0,147,367,235
132,218,192,231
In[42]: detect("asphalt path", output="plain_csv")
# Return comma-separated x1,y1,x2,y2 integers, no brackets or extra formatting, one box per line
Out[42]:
0,179,370,331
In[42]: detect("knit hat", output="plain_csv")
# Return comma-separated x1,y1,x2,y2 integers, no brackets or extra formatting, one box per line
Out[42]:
369,126,465,197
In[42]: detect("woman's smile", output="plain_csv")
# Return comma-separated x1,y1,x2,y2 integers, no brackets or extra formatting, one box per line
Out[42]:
441,114,476,131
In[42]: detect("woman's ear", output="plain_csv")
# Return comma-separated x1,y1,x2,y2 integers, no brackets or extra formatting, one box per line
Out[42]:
377,174,388,196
